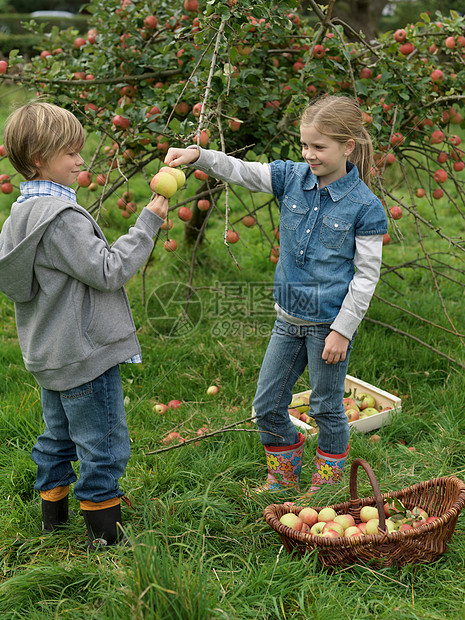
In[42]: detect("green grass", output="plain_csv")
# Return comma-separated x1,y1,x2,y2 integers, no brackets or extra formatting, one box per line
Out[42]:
1,84,465,618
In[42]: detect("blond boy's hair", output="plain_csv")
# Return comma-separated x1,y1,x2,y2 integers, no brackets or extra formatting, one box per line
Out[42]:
3,101,85,180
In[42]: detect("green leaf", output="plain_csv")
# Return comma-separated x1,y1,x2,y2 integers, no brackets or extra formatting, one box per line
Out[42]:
420,12,430,22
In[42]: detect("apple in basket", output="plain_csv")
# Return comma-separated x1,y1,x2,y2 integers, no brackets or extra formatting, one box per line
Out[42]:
318,507,337,522
323,521,345,536
343,398,359,412
310,522,326,536
279,513,303,531
334,514,356,530
345,526,364,537
357,392,376,410
346,408,360,422
359,407,379,419
360,506,379,522
298,507,319,528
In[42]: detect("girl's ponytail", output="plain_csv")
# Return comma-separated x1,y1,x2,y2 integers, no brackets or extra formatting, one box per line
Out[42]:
350,126,373,188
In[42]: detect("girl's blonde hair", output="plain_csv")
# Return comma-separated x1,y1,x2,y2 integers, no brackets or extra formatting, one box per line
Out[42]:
301,95,373,187
3,101,85,180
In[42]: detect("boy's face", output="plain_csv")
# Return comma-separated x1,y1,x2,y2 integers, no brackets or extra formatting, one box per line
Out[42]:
34,147,84,186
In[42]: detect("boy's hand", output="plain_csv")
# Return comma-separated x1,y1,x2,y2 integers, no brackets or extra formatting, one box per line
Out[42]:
164,147,200,168
146,194,169,219
322,330,349,365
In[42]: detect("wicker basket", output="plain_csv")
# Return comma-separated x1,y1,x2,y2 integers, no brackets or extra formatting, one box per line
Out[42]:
264,458,465,568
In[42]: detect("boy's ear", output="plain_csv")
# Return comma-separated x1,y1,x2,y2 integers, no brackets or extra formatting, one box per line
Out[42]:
32,155,43,169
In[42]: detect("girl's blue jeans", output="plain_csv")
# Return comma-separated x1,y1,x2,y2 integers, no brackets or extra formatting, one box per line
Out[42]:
31,365,130,503
252,318,353,455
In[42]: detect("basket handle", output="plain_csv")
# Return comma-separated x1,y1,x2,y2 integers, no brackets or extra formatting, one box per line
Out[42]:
349,458,387,532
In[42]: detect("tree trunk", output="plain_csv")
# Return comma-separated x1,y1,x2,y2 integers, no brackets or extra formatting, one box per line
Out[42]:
302,0,389,41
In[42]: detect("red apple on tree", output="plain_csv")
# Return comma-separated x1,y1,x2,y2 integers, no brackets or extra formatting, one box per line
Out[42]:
1,182,13,194
390,205,403,220
144,15,158,29
394,29,407,43
433,169,448,183
164,239,177,252
112,115,130,129
312,44,325,59
77,171,92,187
0,60,8,74
242,215,256,227
399,42,414,55
228,117,241,131
431,69,444,82
226,230,239,243
178,206,193,221
194,169,209,181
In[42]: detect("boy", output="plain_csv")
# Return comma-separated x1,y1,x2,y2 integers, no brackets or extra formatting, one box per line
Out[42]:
0,101,168,549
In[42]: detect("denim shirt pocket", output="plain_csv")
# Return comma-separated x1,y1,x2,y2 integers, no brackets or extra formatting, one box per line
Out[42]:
319,215,352,249
280,196,309,231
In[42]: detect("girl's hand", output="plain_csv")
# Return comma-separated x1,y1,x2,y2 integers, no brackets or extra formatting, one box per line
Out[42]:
164,147,200,168
322,330,349,364
145,194,169,219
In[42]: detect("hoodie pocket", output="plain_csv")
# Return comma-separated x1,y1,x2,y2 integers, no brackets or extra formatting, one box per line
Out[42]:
86,289,135,348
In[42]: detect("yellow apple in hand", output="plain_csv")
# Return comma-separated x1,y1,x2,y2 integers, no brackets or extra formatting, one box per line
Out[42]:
159,166,186,189
150,170,178,198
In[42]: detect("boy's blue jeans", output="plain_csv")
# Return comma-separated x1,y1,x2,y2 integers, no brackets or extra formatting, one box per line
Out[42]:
32,365,130,503
252,318,353,455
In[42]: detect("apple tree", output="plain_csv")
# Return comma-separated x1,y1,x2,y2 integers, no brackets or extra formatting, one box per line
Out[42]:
0,0,464,367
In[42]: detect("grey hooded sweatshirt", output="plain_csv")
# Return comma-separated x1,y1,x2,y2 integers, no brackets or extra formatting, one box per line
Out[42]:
0,196,163,391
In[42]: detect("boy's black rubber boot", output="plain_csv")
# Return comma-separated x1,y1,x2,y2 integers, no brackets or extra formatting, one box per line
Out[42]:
82,503,128,551
42,495,69,533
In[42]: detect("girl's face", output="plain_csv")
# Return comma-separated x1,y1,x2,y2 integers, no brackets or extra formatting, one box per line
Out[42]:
300,125,354,188
34,146,84,186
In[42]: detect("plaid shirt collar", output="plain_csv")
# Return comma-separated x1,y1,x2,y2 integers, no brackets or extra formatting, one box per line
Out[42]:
18,180,77,203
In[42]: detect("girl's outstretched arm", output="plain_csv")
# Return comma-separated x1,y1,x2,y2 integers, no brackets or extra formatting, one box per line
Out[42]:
165,147,200,168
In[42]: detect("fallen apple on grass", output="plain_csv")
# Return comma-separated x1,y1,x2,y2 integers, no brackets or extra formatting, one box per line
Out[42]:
162,431,184,446
153,403,168,414
207,385,220,395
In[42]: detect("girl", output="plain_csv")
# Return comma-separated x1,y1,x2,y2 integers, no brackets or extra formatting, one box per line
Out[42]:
164,96,388,502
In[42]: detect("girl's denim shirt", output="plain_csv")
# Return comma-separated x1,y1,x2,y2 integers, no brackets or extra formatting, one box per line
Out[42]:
270,160,388,323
